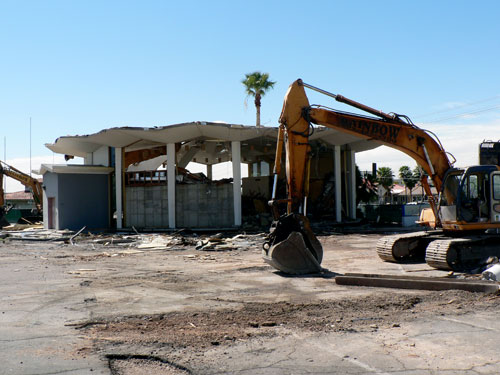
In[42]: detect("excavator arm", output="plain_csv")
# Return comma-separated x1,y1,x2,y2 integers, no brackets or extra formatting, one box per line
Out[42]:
0,161,43,213
264,79,452,274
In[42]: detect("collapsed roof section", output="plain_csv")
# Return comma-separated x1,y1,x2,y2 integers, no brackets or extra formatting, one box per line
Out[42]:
45,121,381,168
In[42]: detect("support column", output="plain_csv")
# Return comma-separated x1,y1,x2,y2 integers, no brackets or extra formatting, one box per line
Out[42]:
231,141,242,226
334,145,342,222
206,164,213,180
85,152,93,165
167,143,176,229
115,147,123,229
348,149,357,219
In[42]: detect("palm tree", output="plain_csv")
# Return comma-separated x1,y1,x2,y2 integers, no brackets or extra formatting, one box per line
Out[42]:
242,72,276,127
399,165,418,203
377,167,394,203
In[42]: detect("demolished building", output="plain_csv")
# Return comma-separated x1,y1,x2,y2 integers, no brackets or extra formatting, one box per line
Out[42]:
40,122,380,231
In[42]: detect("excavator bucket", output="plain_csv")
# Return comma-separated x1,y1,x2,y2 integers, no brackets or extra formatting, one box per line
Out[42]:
263,214,323,275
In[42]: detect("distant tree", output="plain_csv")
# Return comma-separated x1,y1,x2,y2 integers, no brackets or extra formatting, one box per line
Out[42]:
413,165,421,178
356,166,378,204
242,72,276,127
413,165,426,201
399,165,418,203
377,167,394,202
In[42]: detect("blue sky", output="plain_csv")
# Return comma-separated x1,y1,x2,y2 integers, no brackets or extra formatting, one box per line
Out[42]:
1,1,499,190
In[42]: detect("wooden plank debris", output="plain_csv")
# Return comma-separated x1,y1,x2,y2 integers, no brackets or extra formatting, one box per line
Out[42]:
335,273,499,293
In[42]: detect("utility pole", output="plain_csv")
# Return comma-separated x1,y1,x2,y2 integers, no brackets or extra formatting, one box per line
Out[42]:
3,136,5,192
29,117,32,177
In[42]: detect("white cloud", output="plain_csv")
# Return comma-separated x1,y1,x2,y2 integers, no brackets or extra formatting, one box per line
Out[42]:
357,147,416,174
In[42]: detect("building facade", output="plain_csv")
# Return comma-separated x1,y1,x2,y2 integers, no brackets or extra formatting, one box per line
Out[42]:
41,122,380,231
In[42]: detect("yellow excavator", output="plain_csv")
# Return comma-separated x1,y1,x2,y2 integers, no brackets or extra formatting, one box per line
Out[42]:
0,161,43,227
263,79,500,274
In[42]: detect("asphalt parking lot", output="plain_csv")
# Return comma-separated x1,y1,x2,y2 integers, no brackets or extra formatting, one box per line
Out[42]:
1,231,500,374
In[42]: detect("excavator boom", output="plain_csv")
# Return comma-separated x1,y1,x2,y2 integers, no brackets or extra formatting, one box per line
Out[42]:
283,80,452,211
0,161,43,228
264,79,453,274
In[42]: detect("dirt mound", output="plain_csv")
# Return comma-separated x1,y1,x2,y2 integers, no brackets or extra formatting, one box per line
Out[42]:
85,290,499,351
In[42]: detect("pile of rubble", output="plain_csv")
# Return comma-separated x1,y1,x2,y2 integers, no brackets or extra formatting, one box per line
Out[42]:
0,224,73,241
0,225,265,254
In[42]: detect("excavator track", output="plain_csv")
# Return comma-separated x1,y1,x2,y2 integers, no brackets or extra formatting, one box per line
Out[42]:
425,239,459,270
378,232,500,271
376,231,439,263
425,235,500,271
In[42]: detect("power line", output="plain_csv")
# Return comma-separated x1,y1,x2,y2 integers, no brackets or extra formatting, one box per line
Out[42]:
414,95,500,119
421,104,500,124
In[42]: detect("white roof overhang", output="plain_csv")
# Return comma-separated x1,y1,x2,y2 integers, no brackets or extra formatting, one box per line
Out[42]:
38,164,114,175
45,122,381,162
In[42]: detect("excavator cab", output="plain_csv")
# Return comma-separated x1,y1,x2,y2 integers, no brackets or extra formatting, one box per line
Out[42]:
439,165,500,230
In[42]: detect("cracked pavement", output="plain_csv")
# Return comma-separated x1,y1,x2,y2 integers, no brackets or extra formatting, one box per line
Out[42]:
1,233,500,374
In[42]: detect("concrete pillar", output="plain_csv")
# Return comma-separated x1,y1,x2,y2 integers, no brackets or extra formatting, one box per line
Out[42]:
84,153,93,165
334,145,342,222
115,147,123,229
206,164,213,180
167,143,176,229
178,146,198,168
348,149,357,219
231,141,242,226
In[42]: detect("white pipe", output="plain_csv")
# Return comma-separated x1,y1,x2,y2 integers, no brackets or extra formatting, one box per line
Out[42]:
422,144,435,176
272,174,278,199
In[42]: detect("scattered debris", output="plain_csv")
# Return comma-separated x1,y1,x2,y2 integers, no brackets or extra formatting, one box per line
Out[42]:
137,236,176,250
1,227,74,241
195,233,264,252
482,263,500,281
93,237,137,245
118,249,143,255
68,269,97,275
70,226,86,245
19,217,34,225
1,223,44,231
0,225,266,260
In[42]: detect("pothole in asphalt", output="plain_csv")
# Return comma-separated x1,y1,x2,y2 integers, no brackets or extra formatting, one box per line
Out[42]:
108,354,191,375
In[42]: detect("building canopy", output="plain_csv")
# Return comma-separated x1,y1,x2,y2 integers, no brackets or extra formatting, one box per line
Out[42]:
45,121,381,168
